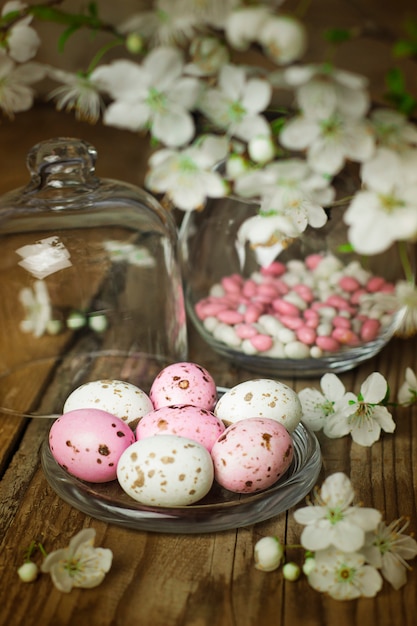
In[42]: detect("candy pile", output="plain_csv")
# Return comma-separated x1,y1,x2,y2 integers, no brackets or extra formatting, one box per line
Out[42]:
48,362,302,507
194,253,397,359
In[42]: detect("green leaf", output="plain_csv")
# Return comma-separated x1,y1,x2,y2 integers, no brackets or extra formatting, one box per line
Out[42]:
323,28,352,44
58,24,81,53
393,39,417,58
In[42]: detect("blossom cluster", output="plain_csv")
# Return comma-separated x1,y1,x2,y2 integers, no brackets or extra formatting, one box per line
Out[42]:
17,528,112,592
255,472,417,600
1,0,417,266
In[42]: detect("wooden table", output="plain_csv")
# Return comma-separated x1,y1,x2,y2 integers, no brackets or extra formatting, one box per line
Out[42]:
1,2,417,624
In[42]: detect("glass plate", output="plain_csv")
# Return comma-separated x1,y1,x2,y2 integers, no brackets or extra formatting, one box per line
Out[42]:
41,421,321,533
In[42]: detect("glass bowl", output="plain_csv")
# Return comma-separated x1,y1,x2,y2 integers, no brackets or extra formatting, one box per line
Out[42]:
41,421,321,533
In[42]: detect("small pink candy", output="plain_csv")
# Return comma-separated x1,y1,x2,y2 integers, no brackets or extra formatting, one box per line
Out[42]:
367,276,386,293
272,299,300,317
326,294,351,310
235,323,258,339
296,326,317,345
316,336,341,352
380,282,395,294
257,283,280,299
260,261,286,276
217,309,244,325
244,303,263,323
350,288,367,305
221,274,243,293
305,253,324,270
242,279,258,298
338,276,361,292
332,327,360,346
195,300,227,319
303,308,319,322
280,314,304,330
274,279,290,295
293,284,314,303
332,315,351,329
360,318,381,342
250,334,273,352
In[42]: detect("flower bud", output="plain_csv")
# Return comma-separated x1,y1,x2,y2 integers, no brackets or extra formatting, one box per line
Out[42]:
248,135,275,164
302,556,316,576
17,561,39,583
126,33,144,54
254,536,284,572
67,311,86,330
88,313,108,333
282,562,301,581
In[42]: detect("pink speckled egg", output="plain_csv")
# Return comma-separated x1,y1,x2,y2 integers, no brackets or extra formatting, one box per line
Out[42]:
49,408,136,483
63,379,153,428
136,404,225,452
149,362,217,410
210,417,294,494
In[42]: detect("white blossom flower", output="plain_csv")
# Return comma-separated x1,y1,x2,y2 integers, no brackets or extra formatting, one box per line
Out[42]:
298,373,353,432
294,472,381,552
370,108,417,151
284,63,370,120
392,280,417,338
145,135,229,211
398,367,417,406
307,546,383,600
224,6,271,51
362,517,417,590
94,47,201,147
344,148,417,254
324,372,396,447
0,54,45,117
258,16,307,65
19,279,52,338
2,1,41,62
41,528,112,593
186,36,230,77
46,68,105,123
279,110,375,176
199,63,272,142
254,536,284,571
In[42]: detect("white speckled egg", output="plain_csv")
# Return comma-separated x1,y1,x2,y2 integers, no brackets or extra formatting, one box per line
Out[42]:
49,408,136,483
214,379,302,433
117,435,214,506
63,379,153,428
149,362,217,410
211,417,294,494
136,404,225,452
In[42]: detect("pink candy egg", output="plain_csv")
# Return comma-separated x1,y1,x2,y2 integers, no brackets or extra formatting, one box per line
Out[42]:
211,418,294,494
49,408,136,483
149,362,217,410
136,404,225,452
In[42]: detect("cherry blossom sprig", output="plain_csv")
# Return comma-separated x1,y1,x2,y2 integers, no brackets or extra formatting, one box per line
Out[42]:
17,528,113,592
298,368,417,446
254,472,417,599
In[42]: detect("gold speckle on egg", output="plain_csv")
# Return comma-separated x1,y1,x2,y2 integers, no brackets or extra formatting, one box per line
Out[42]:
130,452,138,461
148,470,155,478
244,392,253,402
261,433,272,451
161,456,175,464
179,474,185,481
98,444,110,456
132,467,145,488
179,379,190,389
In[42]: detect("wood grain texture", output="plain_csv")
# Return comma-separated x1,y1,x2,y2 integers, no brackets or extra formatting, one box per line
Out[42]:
1,1,417,624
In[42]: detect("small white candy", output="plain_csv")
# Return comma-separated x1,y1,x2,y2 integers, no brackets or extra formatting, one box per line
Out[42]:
318,306,337,320
284,341,310,359
277,328,296,344
203,316,219,332
286,259,306,274
209,283,225,297
317,322,332,336
241,339,258,355
213,323,241,347
263,340,286,358
281,272,300,287
310,346,323,358
257,314,284,336
283,292,307,310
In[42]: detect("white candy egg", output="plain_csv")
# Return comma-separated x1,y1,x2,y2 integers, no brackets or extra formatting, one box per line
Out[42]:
117,435,214,506
63,379,153,428
214,379,302,433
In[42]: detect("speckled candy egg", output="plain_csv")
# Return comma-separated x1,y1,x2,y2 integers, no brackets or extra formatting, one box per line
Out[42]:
149,362,217,410
136,404,225,452
117,435,214,506
211,417,294,494
63,379,153,428
214,379,302,433
49,408,136,483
